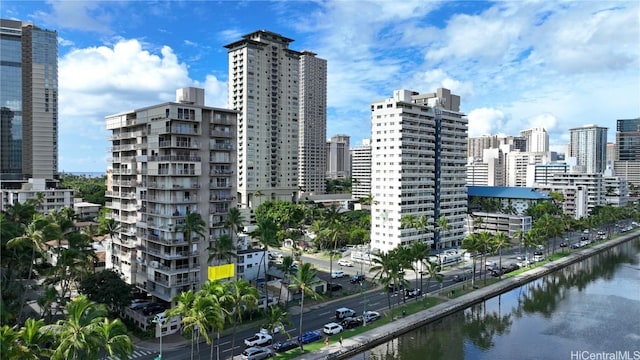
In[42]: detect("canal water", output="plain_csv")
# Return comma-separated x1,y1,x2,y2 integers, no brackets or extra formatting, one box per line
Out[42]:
352,239,640,360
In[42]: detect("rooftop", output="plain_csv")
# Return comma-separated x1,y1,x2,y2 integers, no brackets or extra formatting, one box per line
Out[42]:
467,186,550,200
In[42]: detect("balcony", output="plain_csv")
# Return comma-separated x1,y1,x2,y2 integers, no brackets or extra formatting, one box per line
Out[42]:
147,155,202,162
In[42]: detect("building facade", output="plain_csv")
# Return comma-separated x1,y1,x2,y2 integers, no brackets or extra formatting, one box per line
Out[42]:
0,19,58,187
351,138,372,199
298,51,327,195
370,88,467,254
326,134,350,179
505,151,553,187
569,124,608,174
225,30,326,209
520,127,549,153
613,118,640,188
105,87,238,303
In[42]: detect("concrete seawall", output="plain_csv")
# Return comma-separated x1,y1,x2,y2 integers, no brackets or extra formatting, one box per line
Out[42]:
304,231,640,360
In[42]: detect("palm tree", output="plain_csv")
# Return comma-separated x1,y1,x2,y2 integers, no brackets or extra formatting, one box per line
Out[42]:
462,233,481,287
370,250,405,313
179,211,206,250
199,280,230,360
250,218,279,287
422,260,443,295
253,189,265,208
93,318,133,360
477,231,494,285
410,241,431,296
207,234,236,265
288,262,322,352
280,256,295,306
224,207,245,246
322,205,343,297
15,318,52,360
42,295,132,360
7,214,59,324
262,306,292,338
165,290,198,359
522,229,541,266
225,279,259,353
492,231,510,279
0,324,21,359
435,215,451,248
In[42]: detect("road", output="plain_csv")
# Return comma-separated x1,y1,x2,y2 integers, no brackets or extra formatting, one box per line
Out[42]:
136,251,483,360
134,222,632,359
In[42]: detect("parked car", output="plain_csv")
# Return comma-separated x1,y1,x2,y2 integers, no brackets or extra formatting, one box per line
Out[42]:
341,316,363,329
502,263,520,274
453,274,467,282
130,299,151,310
559,242,568,248
142,303,166,316
338,259,354,267
298,330,322,344
533,251,544,262
335,307,356,320
387,283,404,293
358,311,381,323
327,283,343,292
323,322,344,335
240,346,274,360
404,288,421,298
273,339,299,353
350,274,366,283
331,270,345,279
244,333,272,347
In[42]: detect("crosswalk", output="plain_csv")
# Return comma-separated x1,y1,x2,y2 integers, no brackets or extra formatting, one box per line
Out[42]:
102,349,157,360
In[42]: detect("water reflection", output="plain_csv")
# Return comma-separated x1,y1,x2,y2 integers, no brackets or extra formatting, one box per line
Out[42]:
356,239,639,360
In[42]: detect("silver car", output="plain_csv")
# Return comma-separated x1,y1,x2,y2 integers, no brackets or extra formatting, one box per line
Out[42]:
241,346,273,360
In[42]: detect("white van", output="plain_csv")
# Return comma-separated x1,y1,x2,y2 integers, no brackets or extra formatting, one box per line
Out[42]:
335,307,356,320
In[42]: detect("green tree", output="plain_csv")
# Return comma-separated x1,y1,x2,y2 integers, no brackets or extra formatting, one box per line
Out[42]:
435,215,451,249
179,211,206,250
7,214,60,324
280,256,295,306
79,269,134,312
462,233,482,287
42,295,132,360
198,280,230,360
410,241,432,295
477,231,494,285
262,306,292,339
15,318,53,360
165,290,199,360
0,324,21,359
492,231,510,279
224,207,245,246
288,262,322,352
207,233,236,265
225,279,259,353
94,317,134,360
422,260,443,296
250,218,279,287
370,249,406,313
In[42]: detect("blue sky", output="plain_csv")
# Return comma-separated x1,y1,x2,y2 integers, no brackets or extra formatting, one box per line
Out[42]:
2,0,639,173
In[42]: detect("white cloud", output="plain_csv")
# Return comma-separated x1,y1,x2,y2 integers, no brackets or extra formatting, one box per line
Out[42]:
467,108,506,137
57,38,221,171
33,0,114,33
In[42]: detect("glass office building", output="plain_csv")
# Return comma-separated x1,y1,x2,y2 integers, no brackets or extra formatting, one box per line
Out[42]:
0,19,58,186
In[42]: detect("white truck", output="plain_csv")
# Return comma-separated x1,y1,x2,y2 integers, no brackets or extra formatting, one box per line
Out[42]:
244,332,272,347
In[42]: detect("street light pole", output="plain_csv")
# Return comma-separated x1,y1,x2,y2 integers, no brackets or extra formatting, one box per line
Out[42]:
153,315,164,360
